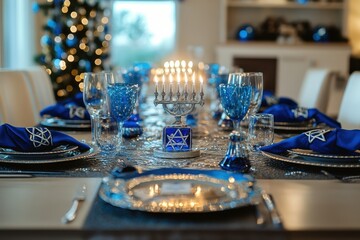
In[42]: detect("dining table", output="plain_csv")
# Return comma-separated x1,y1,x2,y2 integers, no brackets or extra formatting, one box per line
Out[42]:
1,100,360,240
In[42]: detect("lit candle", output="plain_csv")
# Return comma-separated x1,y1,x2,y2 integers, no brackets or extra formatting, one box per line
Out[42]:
199,74,203,95
176,71,181,99
169,74,174,101
192,72,196,100
154,75,159,95
184,72,189,100
161,74,166,100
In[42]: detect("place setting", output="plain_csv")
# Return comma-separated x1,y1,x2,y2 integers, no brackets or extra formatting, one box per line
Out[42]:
39,92,91,131
0,123,96,165
260,128,360,169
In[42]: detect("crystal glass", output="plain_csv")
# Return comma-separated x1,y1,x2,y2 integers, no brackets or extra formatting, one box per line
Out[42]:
240,72,263,143
107,74,139,149
219,73,253,172
83,72,108,144
96,114,119,156
248,113,274,152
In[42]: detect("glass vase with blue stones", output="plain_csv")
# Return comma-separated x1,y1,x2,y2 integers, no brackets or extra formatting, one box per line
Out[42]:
120,65,150,138
219,73,253,172
107,75,139,151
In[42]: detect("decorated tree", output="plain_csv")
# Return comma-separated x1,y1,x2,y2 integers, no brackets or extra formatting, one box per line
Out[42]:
33,0,111,101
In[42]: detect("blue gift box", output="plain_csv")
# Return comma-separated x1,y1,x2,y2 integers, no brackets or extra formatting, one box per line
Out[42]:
162,126,192,152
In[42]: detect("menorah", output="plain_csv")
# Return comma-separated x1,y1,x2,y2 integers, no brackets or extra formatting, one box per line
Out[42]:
153,60,204,158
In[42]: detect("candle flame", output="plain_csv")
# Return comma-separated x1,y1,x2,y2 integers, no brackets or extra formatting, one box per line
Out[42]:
169,74,174,83
175,60,180,68
181,60,186,68
177,72,181,83
188,61,193,68
169,60,175,68
164,61,169,68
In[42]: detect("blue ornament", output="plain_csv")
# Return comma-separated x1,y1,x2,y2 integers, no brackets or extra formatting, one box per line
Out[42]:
47,19,57,30
66,36,78,47
41,35,52,46
79,60,92,72
54,44,63,59
313,26,329,42
32,3,40,13
236,24,255,41
297,0,308,4
53,59,61,69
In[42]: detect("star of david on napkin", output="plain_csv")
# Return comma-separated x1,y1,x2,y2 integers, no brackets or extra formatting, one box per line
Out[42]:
260,129,360,155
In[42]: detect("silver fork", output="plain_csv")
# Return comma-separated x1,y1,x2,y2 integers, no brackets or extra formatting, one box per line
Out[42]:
61,184,87,224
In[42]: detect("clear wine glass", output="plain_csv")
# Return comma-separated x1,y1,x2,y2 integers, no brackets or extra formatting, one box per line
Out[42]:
83,72,108,144
240,72,264,137
218,73,253,172
106,74,139,150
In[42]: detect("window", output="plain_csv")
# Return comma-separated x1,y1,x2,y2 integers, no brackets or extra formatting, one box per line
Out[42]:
111,0,176,67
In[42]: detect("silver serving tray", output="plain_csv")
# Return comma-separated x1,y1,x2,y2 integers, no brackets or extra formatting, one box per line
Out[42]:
262,151,360,168
288,149,360,160
0,147,96,164
99,169,261,213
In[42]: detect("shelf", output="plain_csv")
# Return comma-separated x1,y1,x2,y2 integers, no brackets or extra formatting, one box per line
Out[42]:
227,0,343,10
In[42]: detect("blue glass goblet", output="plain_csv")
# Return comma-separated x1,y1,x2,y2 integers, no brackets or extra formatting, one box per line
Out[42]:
219,73,253,172
107,82,139,149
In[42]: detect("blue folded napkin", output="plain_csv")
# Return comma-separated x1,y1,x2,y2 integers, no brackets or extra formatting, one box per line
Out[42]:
0,124,90,152
261,129,360,155
263,104,341,128
261,90,298,109
40,103,90,120
61,92,86,107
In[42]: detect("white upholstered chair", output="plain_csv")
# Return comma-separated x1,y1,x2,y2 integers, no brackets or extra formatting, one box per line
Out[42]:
298,68,333,113
24,66,56,113
0,70,39,127
337,71,360,130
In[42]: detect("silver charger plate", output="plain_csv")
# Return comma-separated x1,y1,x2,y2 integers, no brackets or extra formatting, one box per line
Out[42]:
99,169,261,213
0,145,78,158
288,149,360,160
0,147,97,164
40,118,91,129
262,150,360,168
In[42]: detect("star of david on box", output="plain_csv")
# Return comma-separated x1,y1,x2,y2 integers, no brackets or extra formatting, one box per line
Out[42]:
163,126,192,152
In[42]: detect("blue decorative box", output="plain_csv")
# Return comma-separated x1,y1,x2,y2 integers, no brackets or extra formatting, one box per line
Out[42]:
162,126,192,152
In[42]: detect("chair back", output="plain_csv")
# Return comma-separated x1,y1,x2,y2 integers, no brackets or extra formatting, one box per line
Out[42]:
298,68,332,113
0,70,39,127
24,66,56,113
337,71,360,129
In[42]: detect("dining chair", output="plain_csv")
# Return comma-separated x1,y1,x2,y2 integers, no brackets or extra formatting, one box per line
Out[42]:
297,68,333,113
337,71,360,130
24,66,56,113
0,70,39,127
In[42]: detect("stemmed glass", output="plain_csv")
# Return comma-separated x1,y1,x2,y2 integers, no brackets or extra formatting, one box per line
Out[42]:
106,74,139,149
218,73,253,172
83,72,108,144
240,72,264,137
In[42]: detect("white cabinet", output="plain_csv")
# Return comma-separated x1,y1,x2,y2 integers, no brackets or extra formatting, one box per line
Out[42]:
216,0,351,116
